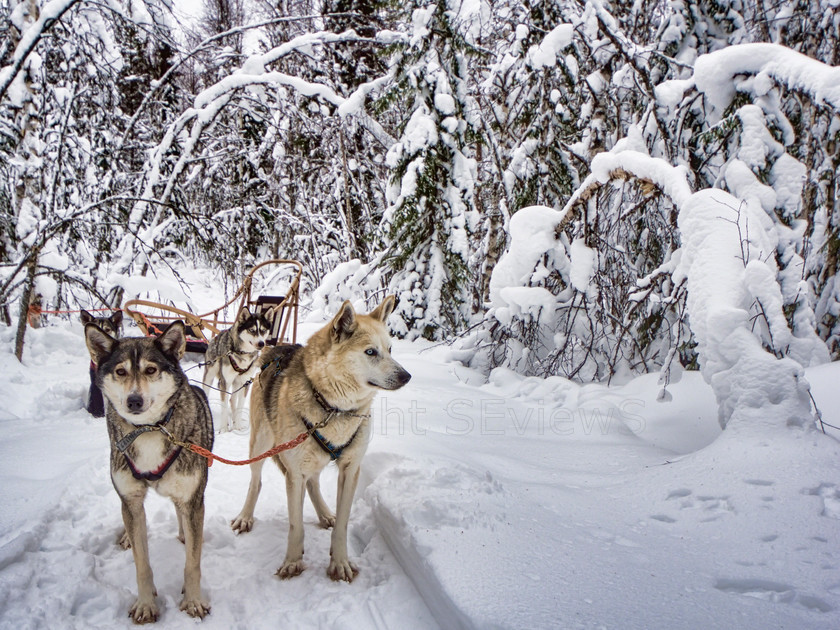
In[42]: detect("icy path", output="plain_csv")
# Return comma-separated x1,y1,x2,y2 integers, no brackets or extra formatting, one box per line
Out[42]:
2,323,840,629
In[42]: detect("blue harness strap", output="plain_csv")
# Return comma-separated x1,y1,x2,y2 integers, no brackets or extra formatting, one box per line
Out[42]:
302,417,359,461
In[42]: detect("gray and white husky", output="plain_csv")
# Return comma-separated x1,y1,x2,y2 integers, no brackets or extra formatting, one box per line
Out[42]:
85,321,214,623
202,306,274,433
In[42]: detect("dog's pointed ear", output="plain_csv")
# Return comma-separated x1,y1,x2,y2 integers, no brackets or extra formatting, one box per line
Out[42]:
265,304,280,325
156,320,187,359
85,323,116,364
80,309,94,325
369,295,396,323
111,310,123,326
236,306,251,324
331,300,357,341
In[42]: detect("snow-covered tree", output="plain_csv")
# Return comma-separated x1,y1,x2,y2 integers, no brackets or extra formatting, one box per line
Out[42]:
382,0,479,340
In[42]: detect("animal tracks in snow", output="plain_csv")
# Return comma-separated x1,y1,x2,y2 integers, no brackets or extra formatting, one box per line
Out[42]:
806,484,840,520
650,488,735,524
714,578,834,613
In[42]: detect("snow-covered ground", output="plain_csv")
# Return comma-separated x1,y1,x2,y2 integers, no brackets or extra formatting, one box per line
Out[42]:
1,274,839,629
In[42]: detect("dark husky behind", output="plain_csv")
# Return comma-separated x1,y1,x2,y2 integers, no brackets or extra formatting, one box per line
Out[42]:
81,309,123,417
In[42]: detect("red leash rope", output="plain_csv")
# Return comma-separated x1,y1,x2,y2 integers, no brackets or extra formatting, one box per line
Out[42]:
159,426,310,467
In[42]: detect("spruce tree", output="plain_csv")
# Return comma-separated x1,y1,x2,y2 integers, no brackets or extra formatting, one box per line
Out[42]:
383,0,478,340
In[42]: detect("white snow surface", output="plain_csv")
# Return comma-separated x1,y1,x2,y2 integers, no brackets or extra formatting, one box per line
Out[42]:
1,268,840,629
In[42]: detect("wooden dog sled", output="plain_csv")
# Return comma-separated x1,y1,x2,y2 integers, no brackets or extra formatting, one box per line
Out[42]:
123,259,302,353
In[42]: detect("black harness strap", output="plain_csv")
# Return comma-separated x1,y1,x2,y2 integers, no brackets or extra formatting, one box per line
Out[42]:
115,407,175,453
115,406,184,481
312,387,370,419
125,446,183,481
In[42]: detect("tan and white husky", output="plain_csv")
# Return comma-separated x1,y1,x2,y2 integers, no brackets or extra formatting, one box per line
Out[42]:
231,296,411,582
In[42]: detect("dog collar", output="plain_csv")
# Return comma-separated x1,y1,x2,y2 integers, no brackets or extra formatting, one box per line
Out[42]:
312,387,370,419
302,417,359,461
115,406,176,453
229,354,258,375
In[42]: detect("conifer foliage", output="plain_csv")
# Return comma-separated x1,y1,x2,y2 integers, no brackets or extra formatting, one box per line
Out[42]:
382,0,478,340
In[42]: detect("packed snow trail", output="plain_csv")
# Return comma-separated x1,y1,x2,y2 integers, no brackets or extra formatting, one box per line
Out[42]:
1,320,839,629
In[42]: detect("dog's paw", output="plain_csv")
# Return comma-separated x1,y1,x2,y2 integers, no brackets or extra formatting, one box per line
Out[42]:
180,597,211,619
231,515,254,534
118,529,131,550
276,560,305,579
327,558,359,583
317,513,336,529
128,597,159,624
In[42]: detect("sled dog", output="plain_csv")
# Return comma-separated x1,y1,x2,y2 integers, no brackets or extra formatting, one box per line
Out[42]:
202,306,274,433
81,309,124,338
231,296,411,582
81,309,124,417
85,321,213,623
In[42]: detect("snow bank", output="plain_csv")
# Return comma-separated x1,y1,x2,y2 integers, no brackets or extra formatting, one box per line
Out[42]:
2,297,840,629
485,143,825,433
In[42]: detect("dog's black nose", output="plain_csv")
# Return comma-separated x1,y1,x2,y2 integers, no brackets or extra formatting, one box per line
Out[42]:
397,369,411,386
258,340,265,348
126,394,144,413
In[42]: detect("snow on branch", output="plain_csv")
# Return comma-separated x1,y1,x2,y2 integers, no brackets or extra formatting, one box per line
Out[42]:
0,0,83,104
559,151,692,231
693,43,840,114
112,28,402,277
673,188,813,432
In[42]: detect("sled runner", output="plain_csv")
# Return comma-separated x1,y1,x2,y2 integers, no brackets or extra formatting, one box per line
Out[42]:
123,259,302,353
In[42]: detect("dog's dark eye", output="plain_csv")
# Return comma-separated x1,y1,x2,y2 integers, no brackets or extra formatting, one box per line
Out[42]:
115,367,127,377
365,348,378,357
145,366,158,375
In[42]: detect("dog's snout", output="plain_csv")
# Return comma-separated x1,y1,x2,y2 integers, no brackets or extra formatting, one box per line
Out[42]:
258,340,265,348
396,369,411,386
126,393,144,414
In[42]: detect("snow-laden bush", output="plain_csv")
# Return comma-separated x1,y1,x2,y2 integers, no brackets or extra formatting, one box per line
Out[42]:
455,147,690,383
459,39,837,407
308,258,385,321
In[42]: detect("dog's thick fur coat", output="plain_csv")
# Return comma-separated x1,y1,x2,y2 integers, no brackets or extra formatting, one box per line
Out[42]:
86,321,214,624
202,307,272,433
231,296,411,581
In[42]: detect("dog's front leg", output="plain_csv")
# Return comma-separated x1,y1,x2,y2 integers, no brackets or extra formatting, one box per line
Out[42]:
276,473,306,578
217,374,231,432
328,462,361,582
120,493,159,624
175,495,210,619
230,390,247,432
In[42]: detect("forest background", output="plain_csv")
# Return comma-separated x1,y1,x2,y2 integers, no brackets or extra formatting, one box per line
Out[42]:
2,0,838,396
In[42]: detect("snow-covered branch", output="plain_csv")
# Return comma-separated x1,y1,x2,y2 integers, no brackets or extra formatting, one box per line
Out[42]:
0,0,83,103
